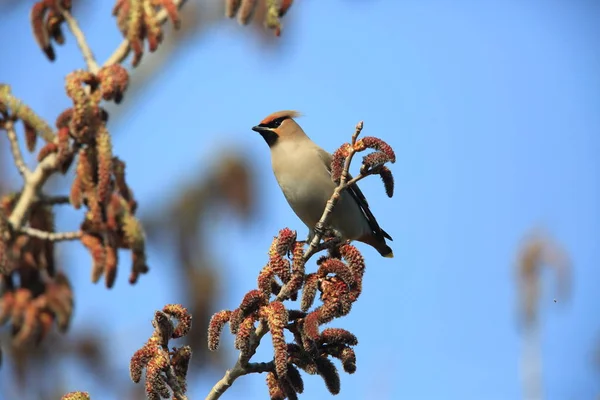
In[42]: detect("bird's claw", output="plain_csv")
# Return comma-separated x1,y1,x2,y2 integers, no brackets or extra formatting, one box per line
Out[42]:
313,223,325,238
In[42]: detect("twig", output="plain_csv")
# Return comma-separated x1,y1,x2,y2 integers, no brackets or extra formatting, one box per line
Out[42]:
3,120,31,179
206,362,273,399
205,121,366,400
8,154,59,229
19,226,82,242
59,8,100,73
102,0,189,67
166,369,189,400
520,324,543,400
38,195,71,205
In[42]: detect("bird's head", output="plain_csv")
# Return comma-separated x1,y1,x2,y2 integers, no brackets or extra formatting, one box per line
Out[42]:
252,110,304,147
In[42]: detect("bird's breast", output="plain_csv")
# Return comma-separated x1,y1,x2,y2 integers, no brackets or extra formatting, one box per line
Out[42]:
271,148,334,229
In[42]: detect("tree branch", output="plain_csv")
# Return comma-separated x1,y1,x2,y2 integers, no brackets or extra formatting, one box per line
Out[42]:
3,120,31,179
38,195,71,205
59,8,100,73
7,153,60,228
206,362,274,399
18,227,82,242
102,0,189,67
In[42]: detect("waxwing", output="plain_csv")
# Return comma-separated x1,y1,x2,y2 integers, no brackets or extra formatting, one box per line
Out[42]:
252,110,393,258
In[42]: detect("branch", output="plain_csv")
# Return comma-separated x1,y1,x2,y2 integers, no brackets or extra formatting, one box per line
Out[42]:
205,362,274,399
59,8,100,73
38,195,71,205
19,227,82,242
7,154,58,229
205,121,366,400
102,0,189,68
3,119,31,179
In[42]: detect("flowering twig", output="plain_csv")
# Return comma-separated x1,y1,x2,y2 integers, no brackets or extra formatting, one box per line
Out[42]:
105,0,188,67
0,85,55,142
130,304,193,400
206,121,396,399
0,0,195,365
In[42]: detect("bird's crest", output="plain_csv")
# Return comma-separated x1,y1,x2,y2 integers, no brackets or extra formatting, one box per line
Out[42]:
259,110,302,125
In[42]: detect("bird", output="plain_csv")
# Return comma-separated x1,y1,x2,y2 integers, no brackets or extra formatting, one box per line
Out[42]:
252,110,394,258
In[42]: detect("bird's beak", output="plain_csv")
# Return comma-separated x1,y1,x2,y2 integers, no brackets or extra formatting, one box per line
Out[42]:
252,125,271,134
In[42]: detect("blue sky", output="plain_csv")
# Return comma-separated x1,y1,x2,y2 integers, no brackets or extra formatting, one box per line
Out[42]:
1,1,599,399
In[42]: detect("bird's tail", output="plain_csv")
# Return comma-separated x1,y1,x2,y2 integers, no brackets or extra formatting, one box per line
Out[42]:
357,234,394,258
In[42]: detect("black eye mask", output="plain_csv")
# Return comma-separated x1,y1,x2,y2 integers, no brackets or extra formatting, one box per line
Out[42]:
258,116,288,129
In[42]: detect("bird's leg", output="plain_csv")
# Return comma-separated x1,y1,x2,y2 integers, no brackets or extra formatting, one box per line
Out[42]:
313,222,326,239
326,229,344,258
310,228,343,257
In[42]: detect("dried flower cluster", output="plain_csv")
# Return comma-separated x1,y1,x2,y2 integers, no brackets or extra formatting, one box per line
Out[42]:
331,135,396,198
208,230,366,399
226,0,293,36
30,0,72,61
35,64,148,289
0,115,76,364
113,0,182,66
130,304,193,400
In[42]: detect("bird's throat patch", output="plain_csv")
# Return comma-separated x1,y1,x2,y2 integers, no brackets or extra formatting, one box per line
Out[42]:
260,130,279,147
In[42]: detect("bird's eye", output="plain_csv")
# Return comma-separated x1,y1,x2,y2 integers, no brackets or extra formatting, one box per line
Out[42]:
265,117,287,128
271,118,285,128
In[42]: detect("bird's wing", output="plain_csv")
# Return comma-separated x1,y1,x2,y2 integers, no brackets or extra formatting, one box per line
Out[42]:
317,148,393,241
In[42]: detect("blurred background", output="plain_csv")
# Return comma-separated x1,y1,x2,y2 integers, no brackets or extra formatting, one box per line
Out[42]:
1,0,599,399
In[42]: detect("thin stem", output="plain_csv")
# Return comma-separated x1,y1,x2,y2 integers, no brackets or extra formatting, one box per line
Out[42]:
166,367,189,400
102,0,188,67
38,195,71,205
19,227,82,242
4,120,31,179
60,8,100,73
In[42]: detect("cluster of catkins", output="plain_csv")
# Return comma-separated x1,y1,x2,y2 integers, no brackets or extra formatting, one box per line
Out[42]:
32,0,183,66
129,304,193,400
226,0,294,36
208,228,366,399
0,45,148,360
